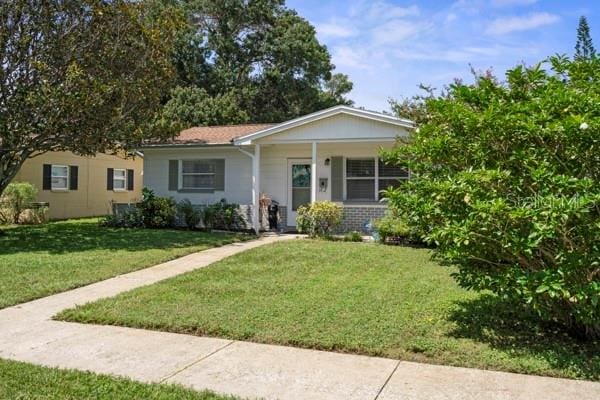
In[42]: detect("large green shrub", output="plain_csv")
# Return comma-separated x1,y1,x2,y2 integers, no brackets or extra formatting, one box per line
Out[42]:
0,182,38,224
202,199,244,231
100,208,144,228
177,199,202,229
383,56,600,339
137,188,177,228
373,211,411,243
296,201,343,237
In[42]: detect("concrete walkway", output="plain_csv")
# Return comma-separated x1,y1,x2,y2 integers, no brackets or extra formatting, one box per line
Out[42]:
0,235,598,400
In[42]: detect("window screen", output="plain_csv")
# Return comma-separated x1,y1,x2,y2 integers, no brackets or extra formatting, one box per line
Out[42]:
346,159,375,200
51,165,68,190
181,160,215,189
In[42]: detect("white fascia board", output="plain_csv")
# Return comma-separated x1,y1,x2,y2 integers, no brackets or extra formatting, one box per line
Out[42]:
256,137,398,145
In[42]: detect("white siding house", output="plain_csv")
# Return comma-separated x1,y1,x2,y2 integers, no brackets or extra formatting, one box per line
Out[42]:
141,106,413,232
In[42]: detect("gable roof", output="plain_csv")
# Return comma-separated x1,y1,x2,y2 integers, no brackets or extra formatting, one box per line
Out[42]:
233,105,414,145
144,124,274,146
142,106,414,148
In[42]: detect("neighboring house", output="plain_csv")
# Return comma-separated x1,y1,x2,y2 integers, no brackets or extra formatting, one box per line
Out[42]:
13,151,143,220
142,105,414,232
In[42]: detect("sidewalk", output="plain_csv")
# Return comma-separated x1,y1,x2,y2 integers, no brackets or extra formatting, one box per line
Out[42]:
1,235,598,400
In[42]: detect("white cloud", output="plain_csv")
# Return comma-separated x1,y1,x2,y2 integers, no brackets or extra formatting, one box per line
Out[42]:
371,19,421,45
485,12,560,35
331,46,370,69
491,0,538,7
445,13,458,23
316,22,358,38
393,43,539,63
348,1,420,22
366,3,420,20
449,0,486,15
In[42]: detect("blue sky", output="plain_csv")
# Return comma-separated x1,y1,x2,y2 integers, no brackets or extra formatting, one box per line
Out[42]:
287,0,599,111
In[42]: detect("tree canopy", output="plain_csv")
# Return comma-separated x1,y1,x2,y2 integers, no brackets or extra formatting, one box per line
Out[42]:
383,56,600,339
156,0,353,126
0,0,181,195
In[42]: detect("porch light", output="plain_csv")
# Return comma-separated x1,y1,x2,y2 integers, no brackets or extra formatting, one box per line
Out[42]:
324,158,330,166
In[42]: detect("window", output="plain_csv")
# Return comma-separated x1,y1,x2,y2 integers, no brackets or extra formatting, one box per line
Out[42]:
181,160,215,189
51,165,69,190
378,159,409,193
346,158,375,201
113,169,126,191
345,158,409,201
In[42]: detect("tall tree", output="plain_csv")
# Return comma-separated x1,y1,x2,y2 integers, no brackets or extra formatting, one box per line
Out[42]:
155,0,353,125
0,0,181,196
575,15,596,59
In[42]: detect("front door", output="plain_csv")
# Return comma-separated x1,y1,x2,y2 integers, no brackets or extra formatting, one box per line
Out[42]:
287,159,312,226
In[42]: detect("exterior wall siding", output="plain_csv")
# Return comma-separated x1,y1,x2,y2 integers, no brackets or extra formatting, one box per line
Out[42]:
143,147,253,205
12,151,142,220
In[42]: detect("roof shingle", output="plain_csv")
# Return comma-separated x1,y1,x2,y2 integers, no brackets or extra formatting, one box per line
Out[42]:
148,124,274,145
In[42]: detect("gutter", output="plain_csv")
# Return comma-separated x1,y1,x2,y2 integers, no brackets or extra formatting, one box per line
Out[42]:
139,143,237,149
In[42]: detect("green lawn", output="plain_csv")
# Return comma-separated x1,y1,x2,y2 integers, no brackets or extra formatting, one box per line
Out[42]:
0,218,247,309
57,240,600,381
0,358,237,400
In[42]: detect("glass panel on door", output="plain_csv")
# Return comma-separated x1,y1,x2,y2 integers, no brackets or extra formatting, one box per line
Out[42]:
291,164,311,211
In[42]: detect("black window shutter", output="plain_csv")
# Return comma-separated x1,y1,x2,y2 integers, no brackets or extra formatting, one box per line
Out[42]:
331,156,344,201
107,168,114,190
69,166,78,190
214,159,225,191
168,160,178,191
42,164,52,190
127,169,134,191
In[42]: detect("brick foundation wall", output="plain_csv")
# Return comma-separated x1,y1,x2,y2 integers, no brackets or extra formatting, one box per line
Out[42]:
339,206,387,233
281,204,387,233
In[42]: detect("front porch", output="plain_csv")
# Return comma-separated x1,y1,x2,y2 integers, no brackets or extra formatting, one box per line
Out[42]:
239,141,398,233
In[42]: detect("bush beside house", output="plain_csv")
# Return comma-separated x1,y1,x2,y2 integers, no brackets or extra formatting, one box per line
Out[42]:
0,182,48,225
296,201,343,238
383,56,600,339
103,189,247,232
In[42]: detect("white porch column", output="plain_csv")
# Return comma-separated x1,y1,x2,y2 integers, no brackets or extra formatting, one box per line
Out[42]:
311,141,317,203
252,144,261,233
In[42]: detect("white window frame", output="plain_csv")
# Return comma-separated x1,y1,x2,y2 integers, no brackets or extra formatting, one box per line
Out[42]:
51,164,69,191
344,158,410,201
113,168,127,192
179,159,216,190
345,157,377,202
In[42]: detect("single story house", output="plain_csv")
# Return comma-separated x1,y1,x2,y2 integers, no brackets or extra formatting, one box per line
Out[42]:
142,105,413,232
12,151,143,220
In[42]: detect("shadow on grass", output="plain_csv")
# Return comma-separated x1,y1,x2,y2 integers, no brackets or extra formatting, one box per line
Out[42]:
0,219,243,255
448,294,600,380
